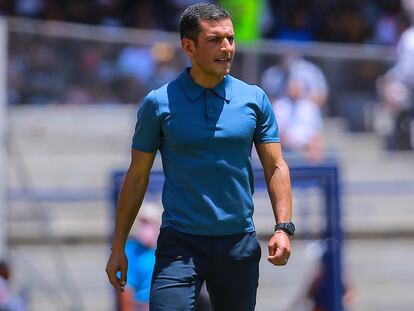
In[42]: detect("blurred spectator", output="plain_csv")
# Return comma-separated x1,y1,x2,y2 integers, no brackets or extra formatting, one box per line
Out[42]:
373,3,405,45
117,201,212,311
261,53,329,108
5,0,414,107
264,2,315,41
7,31,186,105
276,7,315,42
14,0,45,18
75,43,119,104
285,241,353,311
316,2,369,43
115,45,156,103
260,63,286,104
287,55,329,108
1,0,411,44
118,202,162,311
116,45,155,87
162,0,211,29
19,39,65,104
64,1,98,24
375,0,414,150
272,77,326,163
150,43,184,88
0,2,14,16
264,0,382,44
96,0,123,27
261,53,328,163
122,1,159,29
0,260,27,311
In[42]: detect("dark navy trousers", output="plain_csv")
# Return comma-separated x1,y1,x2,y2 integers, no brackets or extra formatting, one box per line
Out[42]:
149,227,262,311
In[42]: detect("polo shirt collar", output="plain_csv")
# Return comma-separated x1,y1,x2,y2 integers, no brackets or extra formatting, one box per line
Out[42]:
177,68,232,103
211,76,231,102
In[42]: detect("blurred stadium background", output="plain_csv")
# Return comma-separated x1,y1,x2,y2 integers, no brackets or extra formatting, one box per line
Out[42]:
1,0,414,310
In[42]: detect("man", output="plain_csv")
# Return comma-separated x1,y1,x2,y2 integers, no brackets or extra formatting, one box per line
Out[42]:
106,3,293,311
375,0,414,149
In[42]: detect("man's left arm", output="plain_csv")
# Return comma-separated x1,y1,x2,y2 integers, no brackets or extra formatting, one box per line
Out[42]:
255,142,292,266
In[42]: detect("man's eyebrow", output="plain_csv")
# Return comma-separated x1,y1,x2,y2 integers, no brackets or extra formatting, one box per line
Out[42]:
205,33,235,39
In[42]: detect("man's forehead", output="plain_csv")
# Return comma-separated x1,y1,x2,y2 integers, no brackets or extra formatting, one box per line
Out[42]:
199,18,234,35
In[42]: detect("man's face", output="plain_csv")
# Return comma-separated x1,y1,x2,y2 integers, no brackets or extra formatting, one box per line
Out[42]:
184,17,235,84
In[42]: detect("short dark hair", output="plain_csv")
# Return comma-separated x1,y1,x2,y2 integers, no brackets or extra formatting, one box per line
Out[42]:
179,3,231,41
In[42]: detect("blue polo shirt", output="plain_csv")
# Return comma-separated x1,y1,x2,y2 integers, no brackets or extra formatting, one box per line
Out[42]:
132,68,279,235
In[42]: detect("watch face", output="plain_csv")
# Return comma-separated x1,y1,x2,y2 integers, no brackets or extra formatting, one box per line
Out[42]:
287,222,295,234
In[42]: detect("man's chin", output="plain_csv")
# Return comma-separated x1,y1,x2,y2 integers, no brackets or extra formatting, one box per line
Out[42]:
218,66,231,75
207,66,231,79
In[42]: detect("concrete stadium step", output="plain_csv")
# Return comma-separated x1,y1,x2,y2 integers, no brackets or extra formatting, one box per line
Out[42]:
8,201,110,243
324,118,414,182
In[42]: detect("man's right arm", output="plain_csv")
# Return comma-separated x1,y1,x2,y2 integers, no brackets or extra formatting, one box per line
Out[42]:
105,149,156,292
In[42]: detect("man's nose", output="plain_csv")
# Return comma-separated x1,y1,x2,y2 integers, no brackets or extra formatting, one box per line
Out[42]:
220,38,232,51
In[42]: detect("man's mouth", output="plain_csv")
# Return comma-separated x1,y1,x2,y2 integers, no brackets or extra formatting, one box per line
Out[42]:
215,58,231,64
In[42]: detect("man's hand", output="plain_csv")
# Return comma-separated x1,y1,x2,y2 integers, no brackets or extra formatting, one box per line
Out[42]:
267,230,291,266
105,249,128,293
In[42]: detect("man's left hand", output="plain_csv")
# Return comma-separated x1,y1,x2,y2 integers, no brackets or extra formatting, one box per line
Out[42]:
267,230,291,266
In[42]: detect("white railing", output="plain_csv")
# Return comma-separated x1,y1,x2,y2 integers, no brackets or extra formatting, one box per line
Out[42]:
0,17,8,259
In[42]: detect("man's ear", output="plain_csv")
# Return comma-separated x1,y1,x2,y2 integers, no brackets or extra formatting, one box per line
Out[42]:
181,38,195,59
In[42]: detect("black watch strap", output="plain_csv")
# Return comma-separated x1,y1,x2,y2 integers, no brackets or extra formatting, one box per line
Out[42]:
274,222,295,237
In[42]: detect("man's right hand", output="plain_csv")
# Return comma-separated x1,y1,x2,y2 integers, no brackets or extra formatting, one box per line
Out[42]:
105,248,128,293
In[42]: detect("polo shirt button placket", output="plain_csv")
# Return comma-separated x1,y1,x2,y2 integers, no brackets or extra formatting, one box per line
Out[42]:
205,90,215,120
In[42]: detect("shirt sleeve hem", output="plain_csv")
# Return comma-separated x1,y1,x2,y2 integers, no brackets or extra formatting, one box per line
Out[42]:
131,144,158,153
255,138,280,144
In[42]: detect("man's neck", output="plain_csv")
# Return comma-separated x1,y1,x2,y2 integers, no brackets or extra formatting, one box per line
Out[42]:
188,68,224,89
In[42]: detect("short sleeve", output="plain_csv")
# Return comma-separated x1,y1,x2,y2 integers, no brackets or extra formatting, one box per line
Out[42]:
253,87,280,144
132,91,161,152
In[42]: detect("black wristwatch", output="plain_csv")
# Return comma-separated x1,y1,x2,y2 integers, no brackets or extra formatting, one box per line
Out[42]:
274,222,295,237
